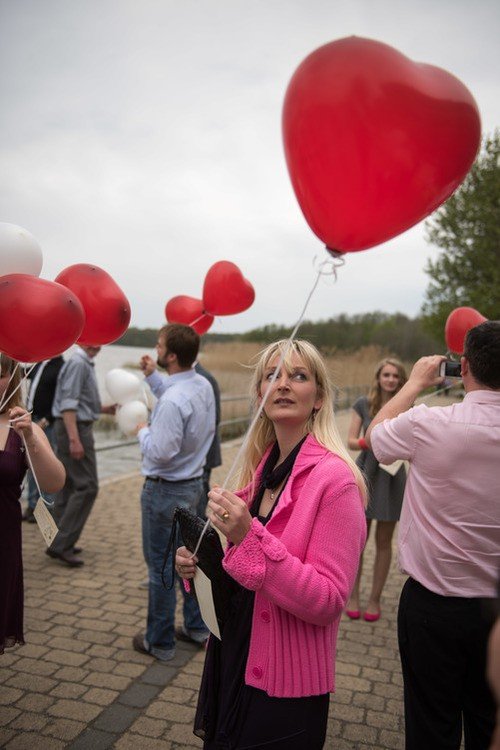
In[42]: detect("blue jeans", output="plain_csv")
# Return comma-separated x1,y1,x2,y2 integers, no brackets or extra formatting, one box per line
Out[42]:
28,422,56,509
141,477,208,660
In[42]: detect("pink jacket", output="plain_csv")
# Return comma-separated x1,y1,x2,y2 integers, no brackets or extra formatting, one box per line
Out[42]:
223,434,367,698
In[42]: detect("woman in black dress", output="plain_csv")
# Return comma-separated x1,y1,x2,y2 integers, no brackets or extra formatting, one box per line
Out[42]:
176,340,367,749
0,353,65,654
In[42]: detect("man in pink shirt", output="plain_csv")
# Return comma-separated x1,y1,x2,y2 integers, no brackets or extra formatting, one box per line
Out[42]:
366,321,500,750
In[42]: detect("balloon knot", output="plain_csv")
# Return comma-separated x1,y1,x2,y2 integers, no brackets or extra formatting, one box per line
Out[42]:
325,246,345,260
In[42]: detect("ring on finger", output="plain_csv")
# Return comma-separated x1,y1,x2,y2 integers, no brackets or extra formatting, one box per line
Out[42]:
221,510,230,520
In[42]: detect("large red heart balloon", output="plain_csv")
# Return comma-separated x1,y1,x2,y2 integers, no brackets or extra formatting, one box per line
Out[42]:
0,274,85,362
165,295,214,335
283,37,481,253
203,261,255,316
445,307,487,355
55,264,131,345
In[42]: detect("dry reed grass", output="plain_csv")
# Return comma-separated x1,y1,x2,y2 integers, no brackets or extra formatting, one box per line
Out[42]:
199,341,413,431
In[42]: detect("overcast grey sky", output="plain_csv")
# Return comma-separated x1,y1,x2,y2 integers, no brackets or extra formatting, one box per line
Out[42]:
1,0,499,334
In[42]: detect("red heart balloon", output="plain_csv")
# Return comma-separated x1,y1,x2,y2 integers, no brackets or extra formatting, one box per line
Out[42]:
165,295,214,335
203,261,255,316
445,307,487,355
0,274,84,362
283,37,481,253
55,264,131,345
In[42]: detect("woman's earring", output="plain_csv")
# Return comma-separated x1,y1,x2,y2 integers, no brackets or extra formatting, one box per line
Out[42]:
311,408,318,423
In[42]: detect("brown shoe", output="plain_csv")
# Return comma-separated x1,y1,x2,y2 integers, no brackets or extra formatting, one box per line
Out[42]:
132,632,150,656
46,549,84,567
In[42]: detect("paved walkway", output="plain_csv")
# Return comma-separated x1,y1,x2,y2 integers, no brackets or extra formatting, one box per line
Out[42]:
2,400,455,749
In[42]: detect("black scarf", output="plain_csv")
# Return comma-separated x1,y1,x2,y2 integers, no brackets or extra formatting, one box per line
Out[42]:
250,435,307,518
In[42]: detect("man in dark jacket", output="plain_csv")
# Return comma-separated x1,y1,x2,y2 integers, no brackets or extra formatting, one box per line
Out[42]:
23,356,64,522
194,360,221,516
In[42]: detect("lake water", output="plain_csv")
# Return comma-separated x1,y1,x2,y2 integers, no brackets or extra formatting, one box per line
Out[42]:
62,344,155,480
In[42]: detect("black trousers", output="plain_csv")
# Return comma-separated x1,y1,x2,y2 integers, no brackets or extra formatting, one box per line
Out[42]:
398,577,496,750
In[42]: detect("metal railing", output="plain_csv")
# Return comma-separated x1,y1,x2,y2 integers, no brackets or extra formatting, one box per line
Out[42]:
94,387,369,454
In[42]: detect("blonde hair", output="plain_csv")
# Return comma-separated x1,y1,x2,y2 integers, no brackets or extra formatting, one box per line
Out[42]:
0,354,23,412
368,357,408,418
236,339,367,505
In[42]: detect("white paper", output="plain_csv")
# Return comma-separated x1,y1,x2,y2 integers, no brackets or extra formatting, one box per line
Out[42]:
33,497,59,546
378,459,405,476
193,567,221,640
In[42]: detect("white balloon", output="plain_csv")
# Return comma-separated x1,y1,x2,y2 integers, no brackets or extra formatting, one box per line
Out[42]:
116,400,148,436
0,222,43,277
105,368,143,405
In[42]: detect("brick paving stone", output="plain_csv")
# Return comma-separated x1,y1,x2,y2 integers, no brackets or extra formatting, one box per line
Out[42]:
47,699,103,722
366,708,402,730
111,623,140,637
331,703,366,723
86,657,118,673
49,683,89,700
380,727,405,749
82,672,130,691
67,728,115,750
78,618,114,633
14,693,55,713
45,625,74,638
52,666,90,683
141,665,177,687
118,683,160,708
93,703,140,733
128,715,165,738
114,735,173,750
9,711,49,732
164,722,203,746
50,615,79,628
4,673,57,694
113,662,146,679
0,728,16,745
76,607,103,618
0,706,22,729
158,686,196,705
0,687,24,705
150,701,196,724
11,658,58,677
75,630,116,645
46,637,89,653
4,733,66,750
86,644,118,659
42,649,91,668
82,687,120,706
352,692,386,711
41,718,87,741
23,632,51,646
343,721,379,744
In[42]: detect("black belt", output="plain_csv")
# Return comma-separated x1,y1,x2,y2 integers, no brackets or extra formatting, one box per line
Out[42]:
145,475,202,484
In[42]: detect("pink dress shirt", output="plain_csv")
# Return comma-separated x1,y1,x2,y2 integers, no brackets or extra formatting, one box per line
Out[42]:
371,390,500,598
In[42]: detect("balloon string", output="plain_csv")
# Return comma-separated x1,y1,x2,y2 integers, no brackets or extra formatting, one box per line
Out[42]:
189,313,207,327
0,362,54,508
20,431,54,508
0,362,36,412
191,260,333,559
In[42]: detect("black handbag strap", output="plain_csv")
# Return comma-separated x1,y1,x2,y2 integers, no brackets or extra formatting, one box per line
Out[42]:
161,510,179,590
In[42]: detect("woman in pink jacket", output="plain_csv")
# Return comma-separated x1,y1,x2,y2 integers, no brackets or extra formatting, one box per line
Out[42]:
176,339,367,749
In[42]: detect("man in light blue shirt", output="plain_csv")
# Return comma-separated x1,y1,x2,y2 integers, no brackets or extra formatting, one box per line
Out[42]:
133,324,215,662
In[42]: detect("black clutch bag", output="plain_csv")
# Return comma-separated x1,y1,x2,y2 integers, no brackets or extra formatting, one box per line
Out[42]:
162,507,232,629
